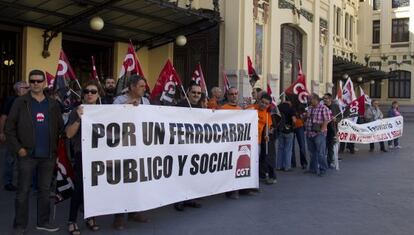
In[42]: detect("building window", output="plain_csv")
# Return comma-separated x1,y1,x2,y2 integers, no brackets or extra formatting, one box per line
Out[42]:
373,0,380,10
392,18,409,43
389,70,411,98
392,0,410,8
372,20,380,44
349,16,353,41
370,82,381,98
255,24,263,75
336,8,341,36
345,13,349,39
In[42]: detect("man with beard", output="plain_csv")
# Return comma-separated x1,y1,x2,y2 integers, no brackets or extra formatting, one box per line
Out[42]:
101,77,116,104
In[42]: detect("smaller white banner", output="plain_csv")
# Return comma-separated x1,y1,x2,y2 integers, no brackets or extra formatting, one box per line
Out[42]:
338,116,403,143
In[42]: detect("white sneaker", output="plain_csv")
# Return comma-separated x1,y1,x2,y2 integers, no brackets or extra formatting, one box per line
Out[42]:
395,145,402,149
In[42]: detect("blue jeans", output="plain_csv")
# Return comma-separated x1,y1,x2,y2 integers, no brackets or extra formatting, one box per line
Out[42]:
292,127,307,168
307,134,328,174
14,156,56,229
277,132,294,170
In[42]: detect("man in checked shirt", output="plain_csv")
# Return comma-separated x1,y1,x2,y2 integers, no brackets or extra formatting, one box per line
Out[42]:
304,93,332,177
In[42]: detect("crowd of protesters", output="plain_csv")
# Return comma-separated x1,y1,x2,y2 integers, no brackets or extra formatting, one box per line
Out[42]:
1,70,403,235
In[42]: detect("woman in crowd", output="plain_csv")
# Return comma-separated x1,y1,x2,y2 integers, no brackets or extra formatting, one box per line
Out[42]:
66,80,102,234
388,101,402,149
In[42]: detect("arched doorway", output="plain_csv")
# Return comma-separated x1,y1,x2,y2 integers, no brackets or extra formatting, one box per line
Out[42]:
280,24,303,93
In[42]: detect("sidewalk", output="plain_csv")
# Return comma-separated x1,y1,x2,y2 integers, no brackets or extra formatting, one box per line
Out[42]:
0,124,413,235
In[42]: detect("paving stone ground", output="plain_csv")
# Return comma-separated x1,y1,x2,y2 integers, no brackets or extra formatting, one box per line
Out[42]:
0,123,413,235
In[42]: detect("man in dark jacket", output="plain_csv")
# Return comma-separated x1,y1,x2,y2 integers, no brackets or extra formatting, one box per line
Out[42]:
323,93,341,167
5,69,64,234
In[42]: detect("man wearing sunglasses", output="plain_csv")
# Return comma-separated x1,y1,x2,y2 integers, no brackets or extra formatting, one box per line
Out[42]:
174,81,203,210
5,69,64,234
0,81,30,192
177,82,203,108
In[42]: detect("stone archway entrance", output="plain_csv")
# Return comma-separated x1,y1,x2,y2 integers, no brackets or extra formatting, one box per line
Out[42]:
280,24,303,93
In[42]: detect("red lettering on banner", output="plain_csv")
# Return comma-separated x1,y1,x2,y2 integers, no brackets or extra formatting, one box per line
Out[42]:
338,132,348,140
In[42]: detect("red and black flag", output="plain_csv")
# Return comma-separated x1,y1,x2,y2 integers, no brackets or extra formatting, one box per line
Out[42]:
247,56,259,87
342,95,365,119
191,62,208,97
115,42,150,96
285,61,309,104
266,80,278,109
45,71,55,89
53,50,79,111
222,70,231,94
54,139,75,204
150,59,183,105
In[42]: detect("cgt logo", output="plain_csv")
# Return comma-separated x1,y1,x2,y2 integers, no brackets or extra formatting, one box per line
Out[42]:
235,144,251,178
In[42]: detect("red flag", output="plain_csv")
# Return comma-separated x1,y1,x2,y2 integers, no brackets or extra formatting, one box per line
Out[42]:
266,80,277,110
222,70,231,94
55,139,74,204
285,62,309,104
247,56,259,87
91,56,99,80
54,50,79,110
45,71,55,89
150,60,183,104
336,80,343,101
116,42,150,95
345,95,365,118
342,78,355,105
191,63,208,97
359,86,371,106
267,80,272,96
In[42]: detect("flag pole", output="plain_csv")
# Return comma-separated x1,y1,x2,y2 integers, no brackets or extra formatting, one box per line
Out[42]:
69,88,81,98
265,113,269,155
180,85,192,108
74,79,82,91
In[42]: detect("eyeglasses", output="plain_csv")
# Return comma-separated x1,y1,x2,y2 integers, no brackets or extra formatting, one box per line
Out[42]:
191,91,202,95
228,93,238,96
29,79,44,84
83,89,98,95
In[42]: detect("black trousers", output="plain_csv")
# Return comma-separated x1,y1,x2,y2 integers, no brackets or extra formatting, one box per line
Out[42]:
339,142,354,152
259,136,277,179
69,152,83,222
14,156,55,229
370,142,385,151
326,136,336,165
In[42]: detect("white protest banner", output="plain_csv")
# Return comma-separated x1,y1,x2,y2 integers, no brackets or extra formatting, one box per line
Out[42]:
338,116,403,143
81,105,259,218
